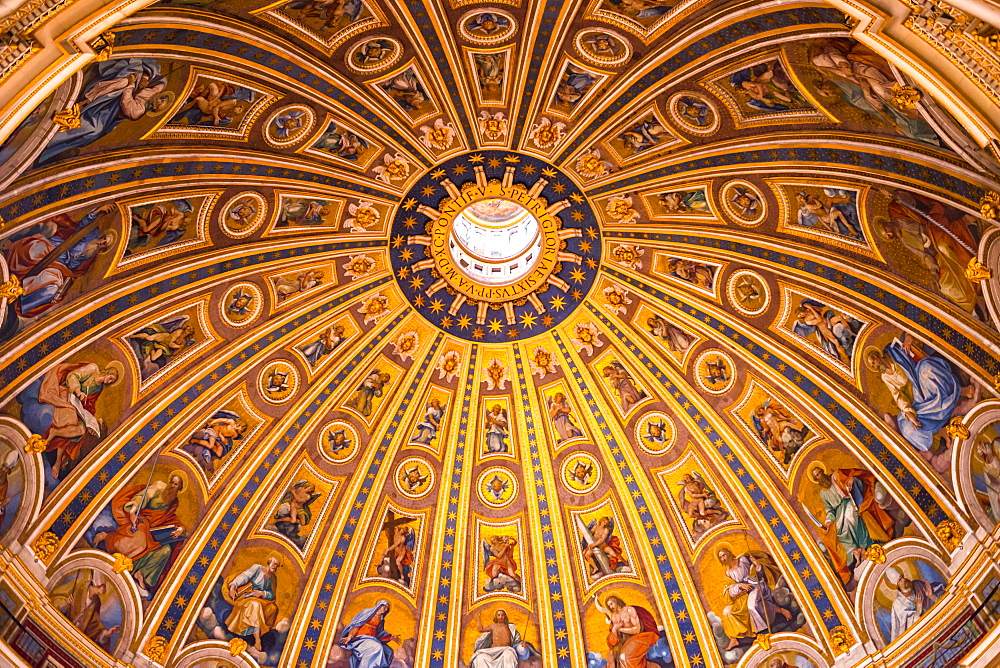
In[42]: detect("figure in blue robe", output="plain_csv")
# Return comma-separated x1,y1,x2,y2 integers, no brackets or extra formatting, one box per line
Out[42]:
37,58,169,165
338,600,398,668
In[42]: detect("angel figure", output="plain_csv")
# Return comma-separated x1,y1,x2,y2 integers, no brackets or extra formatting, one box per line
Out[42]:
677,472,729,536
377,524,416,587
484,405,510,453
128,314,196,376
183,409,247,472
647,314,692,353
752,398,809,465
483,535,522,593
274,269,322,301
602,362,647,412
547,393,583,444
271,479,321,549
578,516,630,578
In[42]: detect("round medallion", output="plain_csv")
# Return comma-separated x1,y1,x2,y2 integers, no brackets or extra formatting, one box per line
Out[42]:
458,9,516,44
693,349,736,395
477,466,517,508
220,282,264,328
574,29,631,67
635,412,675,455
668,92,719,135
727,269,770,316
320,421,359,463
263,104,315,148
258,360,299,404
719,180,766,226
396,457,435,498
390,150,601,342
561,452,601,494
220,191,268,239
345,37,403,74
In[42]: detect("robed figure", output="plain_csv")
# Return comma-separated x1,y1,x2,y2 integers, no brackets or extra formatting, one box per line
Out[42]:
716,548,793,650
339,600,400,668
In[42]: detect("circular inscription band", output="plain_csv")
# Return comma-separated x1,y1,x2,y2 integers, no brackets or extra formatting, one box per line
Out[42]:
391,150,601,343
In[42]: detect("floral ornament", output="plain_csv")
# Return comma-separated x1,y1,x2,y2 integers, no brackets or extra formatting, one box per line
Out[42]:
570,322,604,356
32,531,58,560
529,346,558,378
145,636,169,663
979,190,1000,219
529,116,566,149
610,243,644,270
343,199,380,233
418,118,457,151
393,331,420,361
373,152,411,183
342,254,377,280
602,284,631,315
478,111,508,141
576,147,612,179
437,349,461,382
483,358,509,390
606,195,639,224
358,292,391,325
890,82,921,109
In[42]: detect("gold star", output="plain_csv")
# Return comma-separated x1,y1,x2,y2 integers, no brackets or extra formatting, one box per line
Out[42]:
468,153,484,163
541,314,555,326
552,182,566,193
506,327,520,338
414,294,426,307
430,168,445,179
457,314,472,329
585,257,597,269
570,192,584,203
570,210,585,221
421,185,436,196
504,154,520,163
584,226,598,239
403,216,417,229
570,267,586,283
397,266,411,279
452,164,467,175
541,167,557,177
440,315,453,327
488,319,503,333
550,296,566,311
392,234,405,248
472,326,485,339
571,288,583,300
409,275,425,290
521,164,536,175
519,311,538,328
399,248,414,261
488,158,501,168
402,197,418,210
578,240,592,253
429,298,445,313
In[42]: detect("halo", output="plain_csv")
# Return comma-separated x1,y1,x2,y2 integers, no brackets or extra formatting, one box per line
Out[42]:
713,540,734,558
863,345,883,372
98,228,118,254
268,552,284,566
806,460,828,478
168,468,189,492
146,90,176,117
104,360,125,385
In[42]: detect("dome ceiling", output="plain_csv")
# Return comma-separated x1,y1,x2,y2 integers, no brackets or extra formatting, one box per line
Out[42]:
0,1,999,668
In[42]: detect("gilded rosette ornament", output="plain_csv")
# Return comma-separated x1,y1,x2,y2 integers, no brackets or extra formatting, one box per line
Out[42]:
965,257,992,282
32,532,58,561
418,118,457,151
529,117,566,149
829,625,854,654
373,153,411,183
229,637,248,656
945,416,970,440
53,104,82,131
91,31,116,61
890,82,922,109
864,544,887,564
112,553,134,574
0,276,23,301
24,434,46,454
478,111,508,141
145,636,168,663
576,148,611,179
980,191,1000,219
936,519,965,549
754,632,771,649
